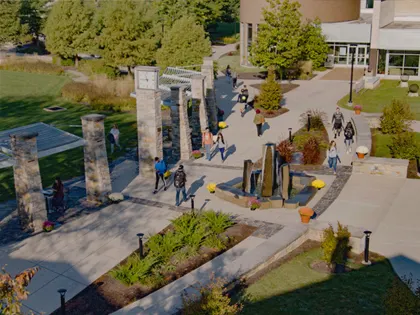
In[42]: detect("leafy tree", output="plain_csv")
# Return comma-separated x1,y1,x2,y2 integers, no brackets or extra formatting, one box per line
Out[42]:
0,266,39,315
44,0,95,66
255,67,283,110
380,99,415,134
156,16,211,70
250,0,303,72
20,0,51,44
300,18,329,69
0,0,28,45
389,132,420,160
97,0,158,71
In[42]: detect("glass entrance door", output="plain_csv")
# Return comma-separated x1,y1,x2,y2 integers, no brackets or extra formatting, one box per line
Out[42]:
356,45,368,66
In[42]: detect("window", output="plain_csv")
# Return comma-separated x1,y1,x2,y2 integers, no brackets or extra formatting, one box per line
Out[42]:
366,0,374,9
387,51,420,76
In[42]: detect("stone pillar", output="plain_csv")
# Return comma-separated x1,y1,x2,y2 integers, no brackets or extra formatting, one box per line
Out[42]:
261,143,276,197
10,132,47,233
135,83,163,177
170,86,181,162
369,48,378,76
240,22,246,66
81,114,112,204
242,160,254,193
201,63,218,132
179,86,192,160
192,75,209,132
281,164,290,200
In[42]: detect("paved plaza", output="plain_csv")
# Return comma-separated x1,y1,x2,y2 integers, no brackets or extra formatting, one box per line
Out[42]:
1,51,419,313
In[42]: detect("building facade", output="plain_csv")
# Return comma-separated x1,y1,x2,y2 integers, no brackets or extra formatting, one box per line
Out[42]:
240,0,420,78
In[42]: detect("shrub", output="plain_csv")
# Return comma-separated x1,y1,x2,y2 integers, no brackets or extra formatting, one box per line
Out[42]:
380,99,414,134
180,275,242,315
299,109,327,130
409,84,419,93
221,34,239,44
389,132,420,160
0,58,64,75
201,210,233,234
302,136,320,164
385,274,420,315
61,82,93,102
147,232,184,262
202,234,227,250
293,131,327,152
255,66,282,110
79,59,120,79
1,266,39,315
276,140,294,163
321,222,351,267
110,255,160,286
60,58,75,67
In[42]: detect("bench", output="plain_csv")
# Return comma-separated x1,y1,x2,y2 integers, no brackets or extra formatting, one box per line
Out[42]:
284,186,317,209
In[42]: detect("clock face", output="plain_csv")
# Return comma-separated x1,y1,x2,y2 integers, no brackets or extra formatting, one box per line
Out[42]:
137,70,158,90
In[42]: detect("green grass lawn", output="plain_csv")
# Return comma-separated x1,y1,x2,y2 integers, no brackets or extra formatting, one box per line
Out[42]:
0,70,137,201
371,129,420,158
337,80,420,120
218,54,265,74
240,248,399,314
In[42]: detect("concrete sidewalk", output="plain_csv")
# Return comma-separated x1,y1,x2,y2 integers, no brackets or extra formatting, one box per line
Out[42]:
319,174,420,282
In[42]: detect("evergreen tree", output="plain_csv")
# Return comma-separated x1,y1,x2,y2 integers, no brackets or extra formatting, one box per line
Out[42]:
97,0,158,71
250,0,303,71
44,0,95,66
20,0,51,41
301,18,329,69
256,67,283,111
0,0,28,45
156,16,212,70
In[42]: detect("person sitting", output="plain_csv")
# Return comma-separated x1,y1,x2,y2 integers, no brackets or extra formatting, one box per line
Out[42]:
238,86,249,103
52,177,65,211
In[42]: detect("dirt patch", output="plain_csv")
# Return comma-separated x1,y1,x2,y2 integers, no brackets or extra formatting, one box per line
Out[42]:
321,68,365,81
408,160,420,179
256,107,289,119
52,223,257,315
250,83,299,94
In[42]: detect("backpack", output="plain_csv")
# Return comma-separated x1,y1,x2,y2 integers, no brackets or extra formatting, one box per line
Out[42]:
344,128,353,139
174,170,186,188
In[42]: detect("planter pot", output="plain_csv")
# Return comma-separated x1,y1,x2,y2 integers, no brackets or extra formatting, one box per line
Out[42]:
250,208,256,211
354,109,361,115
209,191,215,194
356,152,366,159
300,215,311,224
43,227,53,233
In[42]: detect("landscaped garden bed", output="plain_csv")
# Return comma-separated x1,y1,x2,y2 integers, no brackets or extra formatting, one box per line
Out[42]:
52,210,256,315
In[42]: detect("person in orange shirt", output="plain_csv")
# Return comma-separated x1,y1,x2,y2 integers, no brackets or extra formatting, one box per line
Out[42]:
202,127,214,161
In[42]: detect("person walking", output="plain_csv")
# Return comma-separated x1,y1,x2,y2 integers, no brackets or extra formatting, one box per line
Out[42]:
52,177,65,211
174,165,188,207
253,109,265,137
331,107,345,139
344,121,355,154
216,132,227,162
202,128,214,161
226,65,232,83
232,71,238,89
109,124,121,153
327,140,340,175
153,157,168,194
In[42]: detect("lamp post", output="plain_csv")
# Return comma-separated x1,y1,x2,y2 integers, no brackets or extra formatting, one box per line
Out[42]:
57,289,67,315
362,230,372,265
307,113,311,132
137,233,144,259
190,194,195,210
348,45,357,106
288,128,292,143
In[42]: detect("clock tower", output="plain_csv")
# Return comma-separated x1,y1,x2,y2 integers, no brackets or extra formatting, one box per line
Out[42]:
134,66,163,177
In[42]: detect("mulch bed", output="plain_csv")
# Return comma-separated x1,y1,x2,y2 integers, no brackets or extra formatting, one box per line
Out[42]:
408,160,420,179
51,224,257,315
250,83,299,94
257,107,289,119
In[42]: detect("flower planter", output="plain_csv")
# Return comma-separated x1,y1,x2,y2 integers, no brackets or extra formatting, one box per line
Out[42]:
357,152,365,159
354,109,361,115
250,207,256,211
298,207,314,224
209,191,215,194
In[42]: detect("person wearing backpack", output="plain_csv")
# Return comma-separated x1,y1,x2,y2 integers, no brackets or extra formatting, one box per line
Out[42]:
344,121,355,154
253,109,265,137
153,157,168,194
174,165,188,206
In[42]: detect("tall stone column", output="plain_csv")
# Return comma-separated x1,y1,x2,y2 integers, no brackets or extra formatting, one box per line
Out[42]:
135,67,163,177
191,75,208,132
170,86,181,162
10,132,47,233
201,63,218,132
179,86,192,160
81,114,112,204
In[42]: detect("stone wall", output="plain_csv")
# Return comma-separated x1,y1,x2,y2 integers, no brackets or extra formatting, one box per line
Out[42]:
352,157,409,178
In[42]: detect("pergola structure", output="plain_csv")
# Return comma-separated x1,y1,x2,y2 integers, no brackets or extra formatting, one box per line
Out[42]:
0,118,112,233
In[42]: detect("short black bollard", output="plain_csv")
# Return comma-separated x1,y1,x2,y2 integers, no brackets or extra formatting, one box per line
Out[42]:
137,233,144,259
307,113,311,132
57,288,67,315
190,194,195,210
362,230,372,265
288,128,293,143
